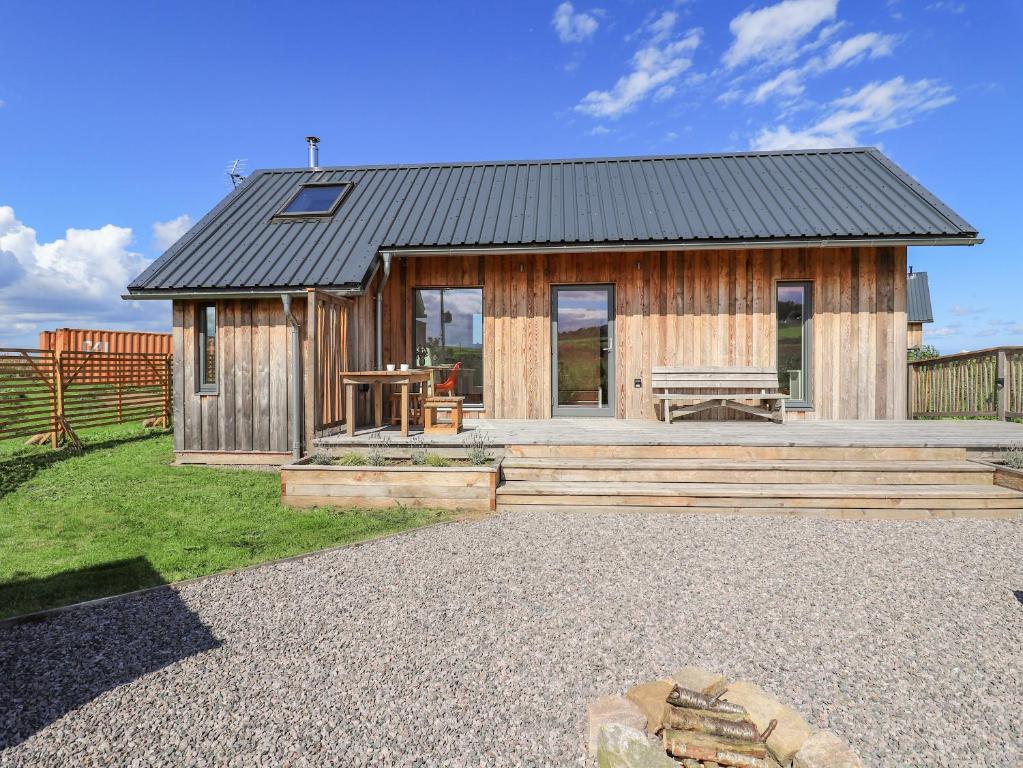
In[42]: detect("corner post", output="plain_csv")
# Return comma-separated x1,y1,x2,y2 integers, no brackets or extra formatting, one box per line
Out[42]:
996,348,1007,421
52,350,64,448
907,361,916,421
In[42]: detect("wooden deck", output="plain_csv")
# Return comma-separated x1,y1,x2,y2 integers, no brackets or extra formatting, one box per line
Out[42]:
313,419,1023,521
315,418,1023,450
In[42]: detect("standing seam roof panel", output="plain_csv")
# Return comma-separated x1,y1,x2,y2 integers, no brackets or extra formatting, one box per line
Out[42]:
305,168,404,286
190,170,301,288
814,154,899,235
128,149,979,293
851,151,945,233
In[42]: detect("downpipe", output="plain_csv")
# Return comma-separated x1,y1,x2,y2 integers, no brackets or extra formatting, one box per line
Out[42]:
375,253,393,369
281,294,303,463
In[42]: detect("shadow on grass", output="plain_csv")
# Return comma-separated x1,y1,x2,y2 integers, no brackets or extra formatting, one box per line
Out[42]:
0,557,220,749
0,429,166,498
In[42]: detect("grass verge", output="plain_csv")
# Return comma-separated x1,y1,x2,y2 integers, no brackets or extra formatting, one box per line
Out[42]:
0,425,448,619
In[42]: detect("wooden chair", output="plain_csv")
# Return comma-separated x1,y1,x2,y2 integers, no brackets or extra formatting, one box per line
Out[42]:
434,361,462,395
423,396,464,434
389,390,424,426
652,366,786,424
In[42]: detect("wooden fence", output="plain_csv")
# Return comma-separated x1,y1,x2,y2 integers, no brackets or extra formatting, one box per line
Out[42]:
908,346,1023,421
0,348,172,447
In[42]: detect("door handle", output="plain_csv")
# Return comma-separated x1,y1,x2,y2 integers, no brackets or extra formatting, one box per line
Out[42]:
603,337,614,352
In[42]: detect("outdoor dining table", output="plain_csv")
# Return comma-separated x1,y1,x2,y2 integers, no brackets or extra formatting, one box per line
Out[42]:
342,369,432,437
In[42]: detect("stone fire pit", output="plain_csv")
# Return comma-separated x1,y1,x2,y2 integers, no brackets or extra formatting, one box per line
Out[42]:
588,666,862,768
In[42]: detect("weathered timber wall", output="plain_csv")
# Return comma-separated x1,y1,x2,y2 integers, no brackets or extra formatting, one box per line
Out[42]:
370,247,907,420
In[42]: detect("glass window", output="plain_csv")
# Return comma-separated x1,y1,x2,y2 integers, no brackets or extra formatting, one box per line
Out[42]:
776,282,812,407
412,288,484,407
197,304,217,393
279,183,350,216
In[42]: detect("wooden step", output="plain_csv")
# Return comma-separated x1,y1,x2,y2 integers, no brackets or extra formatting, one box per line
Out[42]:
506,444,968,461
497,481,1023,509
494,503,1022,521
500,458,992,485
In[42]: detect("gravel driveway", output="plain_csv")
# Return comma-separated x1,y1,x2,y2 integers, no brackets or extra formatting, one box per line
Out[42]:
2,512,1021,767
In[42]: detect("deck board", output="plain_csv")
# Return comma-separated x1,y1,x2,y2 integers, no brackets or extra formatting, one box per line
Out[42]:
315,418,1023,449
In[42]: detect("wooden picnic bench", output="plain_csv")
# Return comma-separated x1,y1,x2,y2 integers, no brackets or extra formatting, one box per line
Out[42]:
652,366,786,424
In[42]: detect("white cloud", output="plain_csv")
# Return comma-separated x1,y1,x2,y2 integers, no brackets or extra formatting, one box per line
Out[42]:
646,10,678,44
716,88,744,105
746,31,897,104
575,17,702,119
926,1,966,12
588,125,611,136
724,0,838,68
0,99,6,109
750,68,807,103
152,213,192,252
0,206,166,347
552,2,600,43
951,303,986,316
928,325,962,338
654,84,676,101
824,32,896,68
751,76,955,149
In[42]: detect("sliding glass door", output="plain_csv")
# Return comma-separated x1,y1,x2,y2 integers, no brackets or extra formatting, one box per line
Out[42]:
551,285,615,417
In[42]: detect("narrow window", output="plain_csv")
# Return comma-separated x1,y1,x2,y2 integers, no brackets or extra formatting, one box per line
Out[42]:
197,304,217,393
776,281,812,409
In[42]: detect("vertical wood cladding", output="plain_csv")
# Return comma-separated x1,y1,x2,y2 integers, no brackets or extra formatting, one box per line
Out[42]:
173,246,908,452
375,247,907,421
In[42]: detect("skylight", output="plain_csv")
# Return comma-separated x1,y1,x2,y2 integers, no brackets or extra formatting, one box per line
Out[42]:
277,183,351,217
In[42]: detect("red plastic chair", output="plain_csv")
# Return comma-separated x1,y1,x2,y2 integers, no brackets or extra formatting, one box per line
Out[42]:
434,361,462,394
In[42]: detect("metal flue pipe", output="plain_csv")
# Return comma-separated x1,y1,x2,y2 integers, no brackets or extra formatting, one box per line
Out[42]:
305,136,320,169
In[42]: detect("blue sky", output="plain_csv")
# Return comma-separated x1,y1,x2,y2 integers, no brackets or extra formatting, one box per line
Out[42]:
0,0,1019,352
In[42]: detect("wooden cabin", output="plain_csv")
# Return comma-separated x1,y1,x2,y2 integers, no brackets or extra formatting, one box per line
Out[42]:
907,270,934,350
126,147,980,464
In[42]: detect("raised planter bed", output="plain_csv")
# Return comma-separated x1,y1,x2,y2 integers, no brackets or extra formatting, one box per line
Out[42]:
990,462,1023,493
281,456,499,512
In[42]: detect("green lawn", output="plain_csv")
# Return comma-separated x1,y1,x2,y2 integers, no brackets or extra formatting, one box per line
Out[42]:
0,425,447,619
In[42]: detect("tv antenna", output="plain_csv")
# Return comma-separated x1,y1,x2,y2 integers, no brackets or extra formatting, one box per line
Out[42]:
226,159,248,189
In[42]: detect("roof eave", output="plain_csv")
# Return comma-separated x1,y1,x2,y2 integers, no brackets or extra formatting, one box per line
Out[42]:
384,235,983,258
122,284,365,301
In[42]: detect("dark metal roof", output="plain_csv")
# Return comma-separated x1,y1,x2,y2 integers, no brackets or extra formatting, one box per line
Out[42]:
907,271,934,324
128,147,979,294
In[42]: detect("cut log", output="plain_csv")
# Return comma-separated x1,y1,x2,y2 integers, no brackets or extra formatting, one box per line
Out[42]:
668,685,748,716
662,708,760,741
667,707,750,723
663,729,770,768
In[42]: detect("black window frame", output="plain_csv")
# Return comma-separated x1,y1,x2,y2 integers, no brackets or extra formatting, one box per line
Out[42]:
196,303,218,394
274,181,352,219
775,280,813,410
410,286,485,410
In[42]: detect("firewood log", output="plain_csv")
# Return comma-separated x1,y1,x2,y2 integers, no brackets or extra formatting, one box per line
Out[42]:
662,729,770,767
667,685,748,716
661,707,760,741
